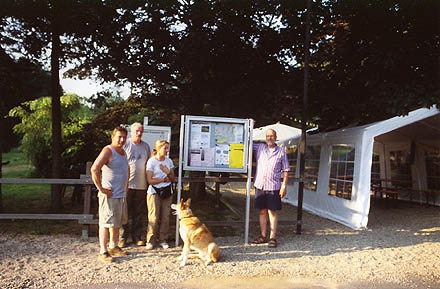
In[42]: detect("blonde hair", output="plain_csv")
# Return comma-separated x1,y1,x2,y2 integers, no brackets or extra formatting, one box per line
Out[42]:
151,140,169,157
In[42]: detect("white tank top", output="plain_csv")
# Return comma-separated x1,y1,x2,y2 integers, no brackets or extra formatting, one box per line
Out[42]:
101,145,129,198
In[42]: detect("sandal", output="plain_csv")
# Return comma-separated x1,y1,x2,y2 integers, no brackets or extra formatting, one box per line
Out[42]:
268,238,277,248
252,236,267,244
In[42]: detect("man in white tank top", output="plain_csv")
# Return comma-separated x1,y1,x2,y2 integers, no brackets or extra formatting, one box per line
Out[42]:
119,122,151,247
92,126,130,263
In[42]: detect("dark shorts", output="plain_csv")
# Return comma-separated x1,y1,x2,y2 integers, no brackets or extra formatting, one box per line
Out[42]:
254,188,282,211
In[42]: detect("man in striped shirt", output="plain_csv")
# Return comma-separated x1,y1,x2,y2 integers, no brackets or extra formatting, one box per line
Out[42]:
252,129,289,248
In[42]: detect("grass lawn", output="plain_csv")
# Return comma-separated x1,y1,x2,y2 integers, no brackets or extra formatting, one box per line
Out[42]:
1,148,85,236
2,147,52,213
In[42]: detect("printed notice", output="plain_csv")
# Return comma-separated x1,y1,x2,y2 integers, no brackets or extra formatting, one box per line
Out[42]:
189,149,201,166
229,144,244,168
190,123,211,149
200,147,215,167
215,144,230,166
200,125,211,148
190,123,202,149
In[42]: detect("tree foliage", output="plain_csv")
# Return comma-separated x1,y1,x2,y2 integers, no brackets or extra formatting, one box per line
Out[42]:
0,49,50,153
2,0,439,144
79,95,180,162
9,94,92,177
68,1,308,125
309,0,440,130
66,0,439,131
1,0,136,211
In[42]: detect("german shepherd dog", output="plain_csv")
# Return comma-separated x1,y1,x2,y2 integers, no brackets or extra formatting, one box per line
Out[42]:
171,198,220,266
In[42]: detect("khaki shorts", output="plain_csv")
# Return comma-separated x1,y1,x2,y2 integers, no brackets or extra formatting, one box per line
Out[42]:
98,194,128,228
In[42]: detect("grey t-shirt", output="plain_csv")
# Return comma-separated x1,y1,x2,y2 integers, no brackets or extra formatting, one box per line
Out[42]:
124,140,151,190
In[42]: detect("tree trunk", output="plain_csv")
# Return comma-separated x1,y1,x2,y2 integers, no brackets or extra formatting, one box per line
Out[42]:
189,171,206,201
50,25,63,213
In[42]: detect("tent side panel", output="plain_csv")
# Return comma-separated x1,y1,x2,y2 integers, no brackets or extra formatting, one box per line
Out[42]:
283,131,371,230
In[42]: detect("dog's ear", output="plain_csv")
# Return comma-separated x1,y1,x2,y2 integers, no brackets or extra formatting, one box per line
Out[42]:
179,198,184,207
186,198,191,207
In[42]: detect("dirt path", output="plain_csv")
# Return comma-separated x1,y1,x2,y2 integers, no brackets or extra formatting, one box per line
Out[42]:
1,185,440,289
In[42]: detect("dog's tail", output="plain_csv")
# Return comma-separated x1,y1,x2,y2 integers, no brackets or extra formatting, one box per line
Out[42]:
208,242,220,263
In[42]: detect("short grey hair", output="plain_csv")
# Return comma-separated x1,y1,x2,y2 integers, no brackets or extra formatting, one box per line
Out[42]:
131,122,143,132
266,128,277,139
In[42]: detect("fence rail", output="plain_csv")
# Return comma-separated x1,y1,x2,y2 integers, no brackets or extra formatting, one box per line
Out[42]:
1,171,302,238
0,178,93,185
0,163,94,238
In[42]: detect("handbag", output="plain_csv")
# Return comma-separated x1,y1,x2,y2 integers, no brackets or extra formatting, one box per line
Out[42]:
152,184,172,199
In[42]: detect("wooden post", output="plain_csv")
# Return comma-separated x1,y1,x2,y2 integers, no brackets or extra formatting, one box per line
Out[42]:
82,161,92,238
215,182,220,208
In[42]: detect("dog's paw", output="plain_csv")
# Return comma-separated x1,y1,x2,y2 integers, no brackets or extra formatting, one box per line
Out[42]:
177,255,183,261
180,261,187,267
204,260,212,266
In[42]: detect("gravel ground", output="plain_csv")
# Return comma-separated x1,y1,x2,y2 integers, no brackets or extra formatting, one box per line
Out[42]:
1,186,440,289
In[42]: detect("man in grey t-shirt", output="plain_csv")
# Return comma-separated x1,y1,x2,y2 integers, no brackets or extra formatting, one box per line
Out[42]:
119,122,151,247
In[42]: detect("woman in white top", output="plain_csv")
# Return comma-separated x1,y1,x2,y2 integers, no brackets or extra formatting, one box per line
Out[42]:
145,140,175,249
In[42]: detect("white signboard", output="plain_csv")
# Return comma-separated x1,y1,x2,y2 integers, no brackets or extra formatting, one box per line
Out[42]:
128,125,171,152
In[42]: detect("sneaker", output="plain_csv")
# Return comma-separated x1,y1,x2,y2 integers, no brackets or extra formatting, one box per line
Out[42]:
98,252,113,263
145,242,153,250
159,242,169,249
108,246,128,257
136,240,146,246
118,240,127,248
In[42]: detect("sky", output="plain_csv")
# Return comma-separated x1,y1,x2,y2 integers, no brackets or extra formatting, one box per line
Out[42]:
59,70,130,99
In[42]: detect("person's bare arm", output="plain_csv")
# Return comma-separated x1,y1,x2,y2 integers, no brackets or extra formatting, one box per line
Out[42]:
166,168,175,182
146,170,166,185
126,165,130,193
91,147,113,198
280,171,289,198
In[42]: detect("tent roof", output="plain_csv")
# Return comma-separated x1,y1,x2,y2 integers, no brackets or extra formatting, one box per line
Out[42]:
253,123,301,142
283,106,440,143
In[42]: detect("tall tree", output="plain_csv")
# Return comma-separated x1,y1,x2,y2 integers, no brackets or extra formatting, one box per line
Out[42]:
0,0,132,212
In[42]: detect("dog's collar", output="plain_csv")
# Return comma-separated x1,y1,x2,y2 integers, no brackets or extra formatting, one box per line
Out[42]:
180,216,192,220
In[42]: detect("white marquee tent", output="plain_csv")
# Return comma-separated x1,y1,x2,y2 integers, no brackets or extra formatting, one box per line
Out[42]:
253,122,301,142
279,106,440,230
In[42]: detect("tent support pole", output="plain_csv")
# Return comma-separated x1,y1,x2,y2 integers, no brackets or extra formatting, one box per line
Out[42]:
297,0,311,235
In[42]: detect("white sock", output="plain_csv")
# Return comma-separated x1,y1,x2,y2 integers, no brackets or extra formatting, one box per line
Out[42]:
100,248,107,254
109,242,116,249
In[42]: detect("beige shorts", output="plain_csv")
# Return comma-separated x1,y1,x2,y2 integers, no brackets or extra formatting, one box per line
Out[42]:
98,194,128,228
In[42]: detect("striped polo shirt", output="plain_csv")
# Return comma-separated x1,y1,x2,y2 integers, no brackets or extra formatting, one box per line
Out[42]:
253,142,290,191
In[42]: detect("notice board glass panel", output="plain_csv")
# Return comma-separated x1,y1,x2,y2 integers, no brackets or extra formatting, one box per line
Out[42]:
183,116,249,173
